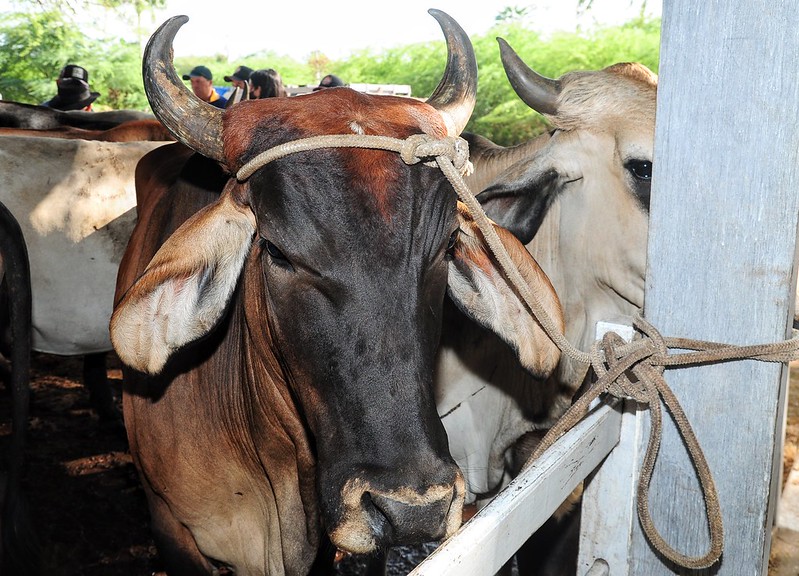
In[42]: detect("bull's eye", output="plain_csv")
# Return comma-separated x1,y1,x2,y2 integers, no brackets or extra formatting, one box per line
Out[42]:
266,241,284,259
626,159,653,181
260,237,292,268
446,229,460,254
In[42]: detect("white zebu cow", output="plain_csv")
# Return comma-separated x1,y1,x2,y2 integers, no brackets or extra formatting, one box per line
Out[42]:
0,136,168,388
435,40,657,574
478,41,655,393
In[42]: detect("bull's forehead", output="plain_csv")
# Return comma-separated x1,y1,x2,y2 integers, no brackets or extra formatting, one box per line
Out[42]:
247,154,455,271
222,89,449,168
551,63,657,140
221,91,457,268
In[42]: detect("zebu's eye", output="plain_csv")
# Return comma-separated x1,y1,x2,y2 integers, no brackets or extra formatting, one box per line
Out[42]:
265,241,285,260
446,229,460,254
624,159,652,212
626,159,652,181
260,237,293,270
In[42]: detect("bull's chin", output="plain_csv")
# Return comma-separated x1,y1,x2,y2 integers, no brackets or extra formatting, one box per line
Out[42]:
327,476,466,554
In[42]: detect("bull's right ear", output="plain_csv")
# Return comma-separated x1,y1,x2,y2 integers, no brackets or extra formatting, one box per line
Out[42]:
110,189,256,375
447,203,563,380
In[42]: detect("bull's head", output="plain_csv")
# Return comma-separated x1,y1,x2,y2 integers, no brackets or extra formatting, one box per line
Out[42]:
112,11,561,562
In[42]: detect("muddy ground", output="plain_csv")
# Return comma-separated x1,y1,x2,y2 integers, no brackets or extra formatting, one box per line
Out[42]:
1,352,797,575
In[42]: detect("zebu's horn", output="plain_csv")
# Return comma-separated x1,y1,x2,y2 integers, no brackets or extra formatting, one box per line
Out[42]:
143,16,224,163
425,9,478,136
497,37,561,116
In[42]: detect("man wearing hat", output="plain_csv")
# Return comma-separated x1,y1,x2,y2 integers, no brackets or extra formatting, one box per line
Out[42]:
42,64,100,111
182,65,227,109
224,65,253,91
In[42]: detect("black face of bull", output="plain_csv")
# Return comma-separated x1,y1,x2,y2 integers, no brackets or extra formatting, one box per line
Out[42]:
245,152,463,550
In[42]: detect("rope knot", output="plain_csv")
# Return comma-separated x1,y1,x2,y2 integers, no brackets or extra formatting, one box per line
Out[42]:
592,317,668,404
399,134,473,175
596,332,654,403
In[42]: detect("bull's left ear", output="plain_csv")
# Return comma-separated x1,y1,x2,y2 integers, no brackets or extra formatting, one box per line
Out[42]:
447,202,563,379
110,187,256,375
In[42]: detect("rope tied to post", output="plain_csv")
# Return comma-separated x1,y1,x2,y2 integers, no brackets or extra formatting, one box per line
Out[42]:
524,316,799,569
234,130,799,570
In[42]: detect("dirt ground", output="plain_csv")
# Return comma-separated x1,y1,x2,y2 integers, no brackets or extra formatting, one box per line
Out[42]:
1,352,797,575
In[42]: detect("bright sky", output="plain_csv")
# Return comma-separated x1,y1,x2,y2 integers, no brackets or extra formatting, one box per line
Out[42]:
126,0,660,61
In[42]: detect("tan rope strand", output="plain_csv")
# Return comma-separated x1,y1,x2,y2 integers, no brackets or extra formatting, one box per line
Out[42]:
238,135,406,180
646,367,724,568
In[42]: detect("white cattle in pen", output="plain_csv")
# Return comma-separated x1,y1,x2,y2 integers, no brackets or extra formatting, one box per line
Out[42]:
435,39,657,574
0,136,168,421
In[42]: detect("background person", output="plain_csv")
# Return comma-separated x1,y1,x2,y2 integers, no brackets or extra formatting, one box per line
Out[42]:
313,74,345,91
181,65,227,109
224,65,253,92
42,64,100,111
249,68,287,99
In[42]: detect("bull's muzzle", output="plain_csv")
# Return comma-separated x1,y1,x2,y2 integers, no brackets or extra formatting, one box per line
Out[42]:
329,473,466,554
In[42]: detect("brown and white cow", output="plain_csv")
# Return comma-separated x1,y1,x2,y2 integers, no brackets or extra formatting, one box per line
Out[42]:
0,119,174,142
0,109,173,424
110,12,562,575
0,100,155,130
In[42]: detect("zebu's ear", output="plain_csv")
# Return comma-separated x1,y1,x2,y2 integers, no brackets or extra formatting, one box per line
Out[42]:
477,155,561,246
110,186,256,375
447,202,563,379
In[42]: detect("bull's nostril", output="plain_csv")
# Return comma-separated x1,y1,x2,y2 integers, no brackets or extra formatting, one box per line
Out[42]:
369,492,451,545
361,491,394,544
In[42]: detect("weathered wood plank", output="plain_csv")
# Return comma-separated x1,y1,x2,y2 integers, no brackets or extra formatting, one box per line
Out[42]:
591,1,799,574
409,401,622,576
578,400,645,576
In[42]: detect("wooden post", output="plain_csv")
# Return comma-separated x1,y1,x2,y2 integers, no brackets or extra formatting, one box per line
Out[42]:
581,1,799,574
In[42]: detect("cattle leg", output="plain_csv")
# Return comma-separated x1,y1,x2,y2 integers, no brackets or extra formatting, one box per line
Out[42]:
82,353,122,428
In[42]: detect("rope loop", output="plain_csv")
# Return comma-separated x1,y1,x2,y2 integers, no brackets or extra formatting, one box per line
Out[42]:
530,313,799,569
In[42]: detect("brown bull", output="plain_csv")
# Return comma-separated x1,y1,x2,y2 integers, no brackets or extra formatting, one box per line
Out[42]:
110,11,562,575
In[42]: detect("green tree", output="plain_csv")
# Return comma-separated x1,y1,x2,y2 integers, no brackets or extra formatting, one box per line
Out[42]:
95,0,167,54
495,6,529,24
0,10,93,103
0,9,147,108
0,4,660,130
332,17,660,146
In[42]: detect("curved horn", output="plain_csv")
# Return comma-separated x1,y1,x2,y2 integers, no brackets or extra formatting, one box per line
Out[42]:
497,38,561,116
143,16,224,162
425,9,478,136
